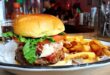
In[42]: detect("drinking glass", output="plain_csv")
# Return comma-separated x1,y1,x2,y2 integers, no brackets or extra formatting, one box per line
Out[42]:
1,20,13,42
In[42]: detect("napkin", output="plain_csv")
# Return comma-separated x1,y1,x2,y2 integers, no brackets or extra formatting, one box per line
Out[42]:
0,40,18,64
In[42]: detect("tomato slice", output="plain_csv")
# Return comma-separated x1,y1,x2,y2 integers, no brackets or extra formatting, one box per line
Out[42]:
46,52,56,63
53,35,65,42
12,37,20,43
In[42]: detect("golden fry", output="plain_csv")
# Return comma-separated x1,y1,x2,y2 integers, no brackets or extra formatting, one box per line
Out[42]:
83,45,91,52
70,43,83,52
103,46,110,56
89,40,105,56
66,35,84,42
63,47,69,53
63,36,110,64
65,52,97,61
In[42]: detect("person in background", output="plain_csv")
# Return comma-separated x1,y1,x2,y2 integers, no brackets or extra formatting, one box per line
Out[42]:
63,6,73,21
43,0,57,16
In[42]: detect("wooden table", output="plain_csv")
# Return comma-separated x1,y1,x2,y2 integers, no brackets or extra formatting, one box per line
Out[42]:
0,70,16,75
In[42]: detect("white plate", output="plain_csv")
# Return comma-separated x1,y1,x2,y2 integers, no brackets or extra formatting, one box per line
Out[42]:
0,40,110,75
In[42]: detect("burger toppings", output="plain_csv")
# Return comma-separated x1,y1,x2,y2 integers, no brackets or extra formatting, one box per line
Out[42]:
3,31,65,65
23,39,38,64
2,14,66,66
40,42,63,57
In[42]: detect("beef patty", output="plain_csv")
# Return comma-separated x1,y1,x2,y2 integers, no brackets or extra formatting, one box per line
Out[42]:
15,46,64,66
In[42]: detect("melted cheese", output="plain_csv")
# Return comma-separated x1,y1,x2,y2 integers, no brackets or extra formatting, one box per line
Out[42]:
40,42,63,57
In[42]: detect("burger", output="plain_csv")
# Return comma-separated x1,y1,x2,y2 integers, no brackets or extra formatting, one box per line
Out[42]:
3,14,65,66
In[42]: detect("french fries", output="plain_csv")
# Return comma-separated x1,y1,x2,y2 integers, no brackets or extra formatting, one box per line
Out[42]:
66,35,84,42
89,40,105,56
63,35,110,64
65,52,96,60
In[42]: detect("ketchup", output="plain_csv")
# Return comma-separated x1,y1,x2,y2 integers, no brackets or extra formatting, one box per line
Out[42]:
11,2,23,20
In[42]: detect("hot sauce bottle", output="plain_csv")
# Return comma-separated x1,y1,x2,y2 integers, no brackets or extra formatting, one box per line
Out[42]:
11,2,22,20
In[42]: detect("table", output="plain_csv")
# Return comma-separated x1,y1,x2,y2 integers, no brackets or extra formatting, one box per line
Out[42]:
0,70,15,75
65,25,94,33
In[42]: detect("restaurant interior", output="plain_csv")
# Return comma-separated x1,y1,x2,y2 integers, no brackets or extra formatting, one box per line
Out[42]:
0,0,110,75
2,0,110,35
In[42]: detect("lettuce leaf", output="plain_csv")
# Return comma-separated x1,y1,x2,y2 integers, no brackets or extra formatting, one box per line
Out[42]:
23,39,37,64
59,32,65,35
3,32,55,64
2,32,14,37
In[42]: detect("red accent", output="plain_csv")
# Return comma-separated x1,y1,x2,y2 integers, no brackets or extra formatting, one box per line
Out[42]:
53,35,65,42
36,40,50,54
46,52,56,62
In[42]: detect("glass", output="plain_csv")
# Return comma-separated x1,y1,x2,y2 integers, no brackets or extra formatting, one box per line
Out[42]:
5,0,42,19
97,1,110,37
1,20,13,42
20,0,42,14
0,0,5,21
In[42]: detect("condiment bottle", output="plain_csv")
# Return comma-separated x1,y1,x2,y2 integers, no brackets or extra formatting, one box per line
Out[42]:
11,2,22,20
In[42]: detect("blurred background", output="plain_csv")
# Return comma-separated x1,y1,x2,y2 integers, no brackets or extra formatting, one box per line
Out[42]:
0,0,110,75
0,0,110,36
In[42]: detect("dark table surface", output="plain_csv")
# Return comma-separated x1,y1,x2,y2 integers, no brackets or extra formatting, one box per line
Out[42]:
64,24,94,33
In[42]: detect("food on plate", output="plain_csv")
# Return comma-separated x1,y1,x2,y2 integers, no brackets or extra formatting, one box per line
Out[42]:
63,36,110,64
65,52,97,64
3,14,65,65
2,14,110,66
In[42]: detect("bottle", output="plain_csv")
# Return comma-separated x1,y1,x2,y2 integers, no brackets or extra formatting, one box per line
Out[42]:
75,8,80,26
11,2,22,20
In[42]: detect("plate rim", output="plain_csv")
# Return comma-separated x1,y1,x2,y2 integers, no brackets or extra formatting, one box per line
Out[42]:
0,59,110,71
0,40,110,71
